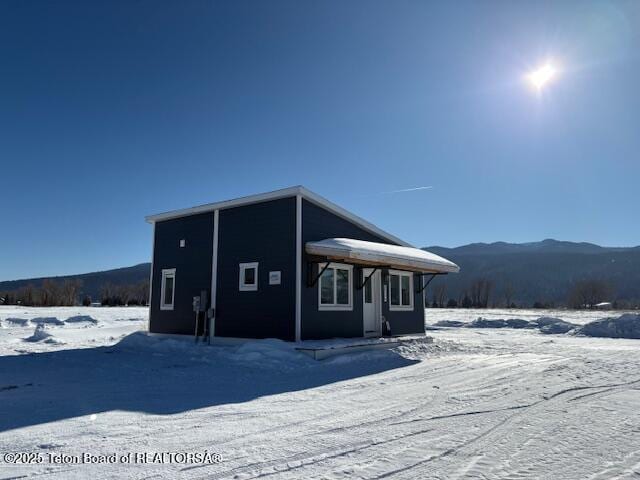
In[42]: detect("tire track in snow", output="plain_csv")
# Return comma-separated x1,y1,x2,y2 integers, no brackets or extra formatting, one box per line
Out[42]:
192,367,551,479
197,355,608,480
585,448,640,480
189,426,438,479
359,377,640,479
389,377,640,427
422,378,640,480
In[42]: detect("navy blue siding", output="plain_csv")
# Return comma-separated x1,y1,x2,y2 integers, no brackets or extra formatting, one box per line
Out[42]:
301,200,385,339
148,194,424,340
380,272,425,335
301,200,424,339
215,198,296,341
149,212,214,335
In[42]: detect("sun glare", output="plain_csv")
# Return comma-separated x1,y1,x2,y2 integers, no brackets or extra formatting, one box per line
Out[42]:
527,64,557,90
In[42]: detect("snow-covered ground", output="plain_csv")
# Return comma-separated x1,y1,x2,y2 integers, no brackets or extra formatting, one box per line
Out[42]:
0,306,148,355
1,306,639,479
425,307,640,326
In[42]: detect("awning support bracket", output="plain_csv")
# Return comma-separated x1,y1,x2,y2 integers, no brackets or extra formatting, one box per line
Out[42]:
417,273,447,293
357,267,379,290
307,262,332,287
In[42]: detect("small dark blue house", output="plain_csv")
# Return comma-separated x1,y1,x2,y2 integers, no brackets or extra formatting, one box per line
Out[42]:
145,186,459,342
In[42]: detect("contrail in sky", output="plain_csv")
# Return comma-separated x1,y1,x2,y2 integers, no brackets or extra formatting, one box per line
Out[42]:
380,186,433,194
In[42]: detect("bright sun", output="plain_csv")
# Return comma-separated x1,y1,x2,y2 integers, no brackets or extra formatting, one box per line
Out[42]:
527,64,557,90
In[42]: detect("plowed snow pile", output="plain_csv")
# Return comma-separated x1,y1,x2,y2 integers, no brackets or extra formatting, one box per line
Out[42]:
0,306,147,354
23,324,59,344
433,311,640,339
1,306,639,480
578,313,640,339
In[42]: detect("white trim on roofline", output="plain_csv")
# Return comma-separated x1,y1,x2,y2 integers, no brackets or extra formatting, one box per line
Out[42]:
145,186,412,247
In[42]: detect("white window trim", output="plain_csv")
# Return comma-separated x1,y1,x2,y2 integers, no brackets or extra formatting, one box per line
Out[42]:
318,263,353,311
388,269,414,311
239,262,259,291
160,268,176,311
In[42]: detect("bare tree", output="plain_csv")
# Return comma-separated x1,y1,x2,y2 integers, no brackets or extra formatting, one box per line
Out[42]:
136,280,150,305
432,284,447,308
469,278,493,308
100,283,115,305
41,279,64,306
61,279,82,306
481,279,492,308
568,280,612,309
16,284,35,306
503,282,515,308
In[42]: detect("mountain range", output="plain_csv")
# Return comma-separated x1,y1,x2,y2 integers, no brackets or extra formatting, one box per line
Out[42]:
1,239,639,307
0,263,150,302
425,239,640,306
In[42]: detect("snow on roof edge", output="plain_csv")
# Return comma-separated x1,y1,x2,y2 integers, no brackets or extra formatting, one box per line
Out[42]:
306,238,460,274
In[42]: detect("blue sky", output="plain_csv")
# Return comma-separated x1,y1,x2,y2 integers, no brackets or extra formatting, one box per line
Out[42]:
1,0,639,281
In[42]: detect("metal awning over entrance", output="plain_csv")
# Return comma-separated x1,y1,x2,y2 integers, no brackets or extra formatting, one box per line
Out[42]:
305,238,460,274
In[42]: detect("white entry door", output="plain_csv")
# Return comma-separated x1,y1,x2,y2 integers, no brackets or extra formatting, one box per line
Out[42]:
362,268,381,337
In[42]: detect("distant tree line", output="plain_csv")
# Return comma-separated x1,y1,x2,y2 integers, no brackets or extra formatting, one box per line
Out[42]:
426,276,639,310
99,281,149,306
2,274,637,310
428,278,495,309
0,279,149,307
0,279,83,306
566,280,612,309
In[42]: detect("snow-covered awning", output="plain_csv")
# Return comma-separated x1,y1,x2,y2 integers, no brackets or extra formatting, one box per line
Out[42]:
305,238,460,274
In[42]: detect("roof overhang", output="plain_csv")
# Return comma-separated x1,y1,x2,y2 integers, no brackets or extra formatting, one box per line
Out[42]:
145,186,411,247
305,238,460,274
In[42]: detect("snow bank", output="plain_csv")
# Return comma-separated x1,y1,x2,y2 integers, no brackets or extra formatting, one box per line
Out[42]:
432,320,466,328
0,306,147,355
116,333,313,368
229,339,313,368
24,325,60,344
433,313,640,339
468,318,533,329
533,317,577,334
31,317,65,326
434,316,579,335
468,318,509,328
435,317,537,330
2,317,30,327
2,315,97,327
115,332,200,353
65,315,98,324
577,314,640,339
426,307,631,326
504,318,532,329
395,337,469,359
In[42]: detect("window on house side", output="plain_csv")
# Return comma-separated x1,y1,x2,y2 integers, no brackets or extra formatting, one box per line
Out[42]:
318,263,353,311
160,268,176,310
389,270,414,311
239,262,259,291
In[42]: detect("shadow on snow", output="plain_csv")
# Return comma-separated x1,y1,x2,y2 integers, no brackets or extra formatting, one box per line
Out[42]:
0,334,418,432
